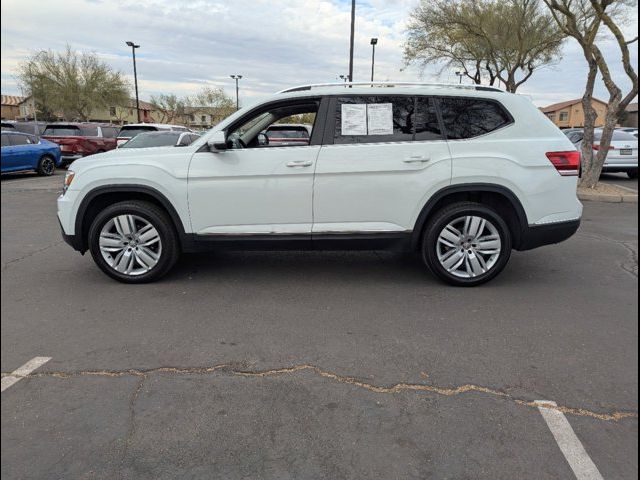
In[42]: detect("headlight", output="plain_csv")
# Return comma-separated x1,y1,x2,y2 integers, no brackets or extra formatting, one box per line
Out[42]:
63,170,75,194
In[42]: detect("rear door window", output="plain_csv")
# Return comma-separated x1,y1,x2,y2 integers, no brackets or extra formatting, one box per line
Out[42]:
438,98,513,139
101,126,118,138
1,134,10,146
334,96,416,144
9,134,29,145
80,126,99,136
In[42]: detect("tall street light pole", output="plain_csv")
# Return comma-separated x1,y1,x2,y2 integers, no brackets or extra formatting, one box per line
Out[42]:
348,0,355,84
230,75,243,110
126,41,141,123
370,38,378,82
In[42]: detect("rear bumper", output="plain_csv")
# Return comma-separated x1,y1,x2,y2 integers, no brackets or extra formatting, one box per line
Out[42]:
516,219,581,251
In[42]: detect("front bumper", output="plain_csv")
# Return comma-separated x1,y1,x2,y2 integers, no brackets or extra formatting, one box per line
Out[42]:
516,219,581,251
59,218,85,253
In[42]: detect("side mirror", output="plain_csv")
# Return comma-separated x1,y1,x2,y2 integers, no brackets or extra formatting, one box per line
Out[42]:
207,131,228,151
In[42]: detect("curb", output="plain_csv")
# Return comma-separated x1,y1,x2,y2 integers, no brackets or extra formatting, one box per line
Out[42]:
577,192,638,203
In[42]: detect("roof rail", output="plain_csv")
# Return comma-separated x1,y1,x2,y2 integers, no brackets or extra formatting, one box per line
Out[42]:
276,82,503,94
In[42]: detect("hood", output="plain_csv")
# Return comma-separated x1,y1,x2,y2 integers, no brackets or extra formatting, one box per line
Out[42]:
69,145,189,172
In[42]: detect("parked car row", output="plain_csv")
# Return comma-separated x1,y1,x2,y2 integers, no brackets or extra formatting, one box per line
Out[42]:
1,121,198,174
563,128,638,178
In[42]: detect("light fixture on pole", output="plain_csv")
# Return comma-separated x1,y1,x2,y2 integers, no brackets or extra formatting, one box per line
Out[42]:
370,38,378,82
126,41,141,122
455,71,464,84
230,75,243,110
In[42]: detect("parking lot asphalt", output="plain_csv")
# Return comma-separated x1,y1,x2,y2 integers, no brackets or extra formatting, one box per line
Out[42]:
600,172,639,191
1,171,638,479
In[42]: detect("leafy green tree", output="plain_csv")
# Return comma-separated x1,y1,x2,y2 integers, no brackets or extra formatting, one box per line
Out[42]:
18,45,130,121
404,0,565,92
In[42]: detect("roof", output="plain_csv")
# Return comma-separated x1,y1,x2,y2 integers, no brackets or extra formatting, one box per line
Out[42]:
1,95,26,106
541,97,607,113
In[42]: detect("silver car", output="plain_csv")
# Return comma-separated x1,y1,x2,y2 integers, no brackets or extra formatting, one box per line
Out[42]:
565,128,638,179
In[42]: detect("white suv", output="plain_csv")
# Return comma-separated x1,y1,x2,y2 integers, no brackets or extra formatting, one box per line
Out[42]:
58,83,582,286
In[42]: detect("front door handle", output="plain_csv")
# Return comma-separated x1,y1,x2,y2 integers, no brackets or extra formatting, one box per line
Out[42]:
403,155,431,163
286,160,313,168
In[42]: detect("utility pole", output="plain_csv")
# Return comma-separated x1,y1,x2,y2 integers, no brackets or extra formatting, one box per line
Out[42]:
348,0,355,84
126,41,141,122
230,75,243,110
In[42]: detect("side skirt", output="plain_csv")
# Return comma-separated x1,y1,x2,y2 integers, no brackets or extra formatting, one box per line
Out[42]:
184,232,413,253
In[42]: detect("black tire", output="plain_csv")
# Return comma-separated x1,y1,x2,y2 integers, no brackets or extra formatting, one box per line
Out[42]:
36,155,56,176
88,201,180,283
627,170,638,179
421,202,512,287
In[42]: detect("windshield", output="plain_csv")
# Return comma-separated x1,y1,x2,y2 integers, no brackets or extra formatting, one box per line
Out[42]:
118,126,159,138
121,132,181,148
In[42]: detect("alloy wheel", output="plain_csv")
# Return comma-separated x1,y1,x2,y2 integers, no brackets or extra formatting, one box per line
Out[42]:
436,215,502,279
99,214,162,276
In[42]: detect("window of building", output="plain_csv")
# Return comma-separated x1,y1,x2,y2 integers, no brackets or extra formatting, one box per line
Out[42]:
559,111,569,122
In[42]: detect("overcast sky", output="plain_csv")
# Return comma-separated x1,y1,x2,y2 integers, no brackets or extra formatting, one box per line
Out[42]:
1,0,637,108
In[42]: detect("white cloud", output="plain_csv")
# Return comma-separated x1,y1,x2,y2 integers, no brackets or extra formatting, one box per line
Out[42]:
1,0,637,107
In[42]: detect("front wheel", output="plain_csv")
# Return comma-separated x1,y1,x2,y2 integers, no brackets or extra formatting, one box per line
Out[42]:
37,155,56,176
627,169,638,179
88,201,180,283
422,202,512,286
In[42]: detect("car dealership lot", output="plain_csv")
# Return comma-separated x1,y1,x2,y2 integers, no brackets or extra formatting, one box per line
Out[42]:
1,172,638,479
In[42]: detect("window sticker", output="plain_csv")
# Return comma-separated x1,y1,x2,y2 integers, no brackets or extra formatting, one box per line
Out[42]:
367,103,393,135
341,103,367,135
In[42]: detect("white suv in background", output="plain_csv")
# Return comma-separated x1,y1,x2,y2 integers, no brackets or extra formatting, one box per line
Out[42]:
58,82,582,286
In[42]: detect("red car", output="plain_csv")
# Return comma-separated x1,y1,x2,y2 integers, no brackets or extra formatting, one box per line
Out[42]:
41,123,118,165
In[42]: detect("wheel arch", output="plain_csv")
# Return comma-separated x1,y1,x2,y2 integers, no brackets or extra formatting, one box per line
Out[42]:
75,185,188,253
411,184,528,250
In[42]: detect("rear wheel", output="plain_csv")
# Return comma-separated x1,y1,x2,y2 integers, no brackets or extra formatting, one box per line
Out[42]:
88,201,180,283
627,169,638,179
422,202,512,286
37,155,56,176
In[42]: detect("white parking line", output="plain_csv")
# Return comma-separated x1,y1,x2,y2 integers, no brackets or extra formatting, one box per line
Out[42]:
1,357,51,392
536,400,604,480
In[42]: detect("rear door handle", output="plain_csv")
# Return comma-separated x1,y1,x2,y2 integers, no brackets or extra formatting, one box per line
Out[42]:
286,160,313,168
403,155,431,163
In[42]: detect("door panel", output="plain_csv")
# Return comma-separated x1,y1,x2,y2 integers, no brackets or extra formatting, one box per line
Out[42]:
188,146,319,235
313,141,451,232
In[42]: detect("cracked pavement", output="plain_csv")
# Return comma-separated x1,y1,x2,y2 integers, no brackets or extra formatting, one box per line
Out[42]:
1,172,638,479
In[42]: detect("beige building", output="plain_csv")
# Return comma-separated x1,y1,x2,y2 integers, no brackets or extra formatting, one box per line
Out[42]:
622,102,638,128
541,98,608,128
18,97,160,125
1,95,26,120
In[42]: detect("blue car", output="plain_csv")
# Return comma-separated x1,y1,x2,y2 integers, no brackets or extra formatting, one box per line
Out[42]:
1,131,62,176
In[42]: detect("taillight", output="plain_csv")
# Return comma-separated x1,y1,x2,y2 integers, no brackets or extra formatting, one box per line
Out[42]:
592,144,614,151
546,151,581,176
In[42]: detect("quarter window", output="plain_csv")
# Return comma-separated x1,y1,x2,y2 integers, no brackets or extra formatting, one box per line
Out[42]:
438,98,513,140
